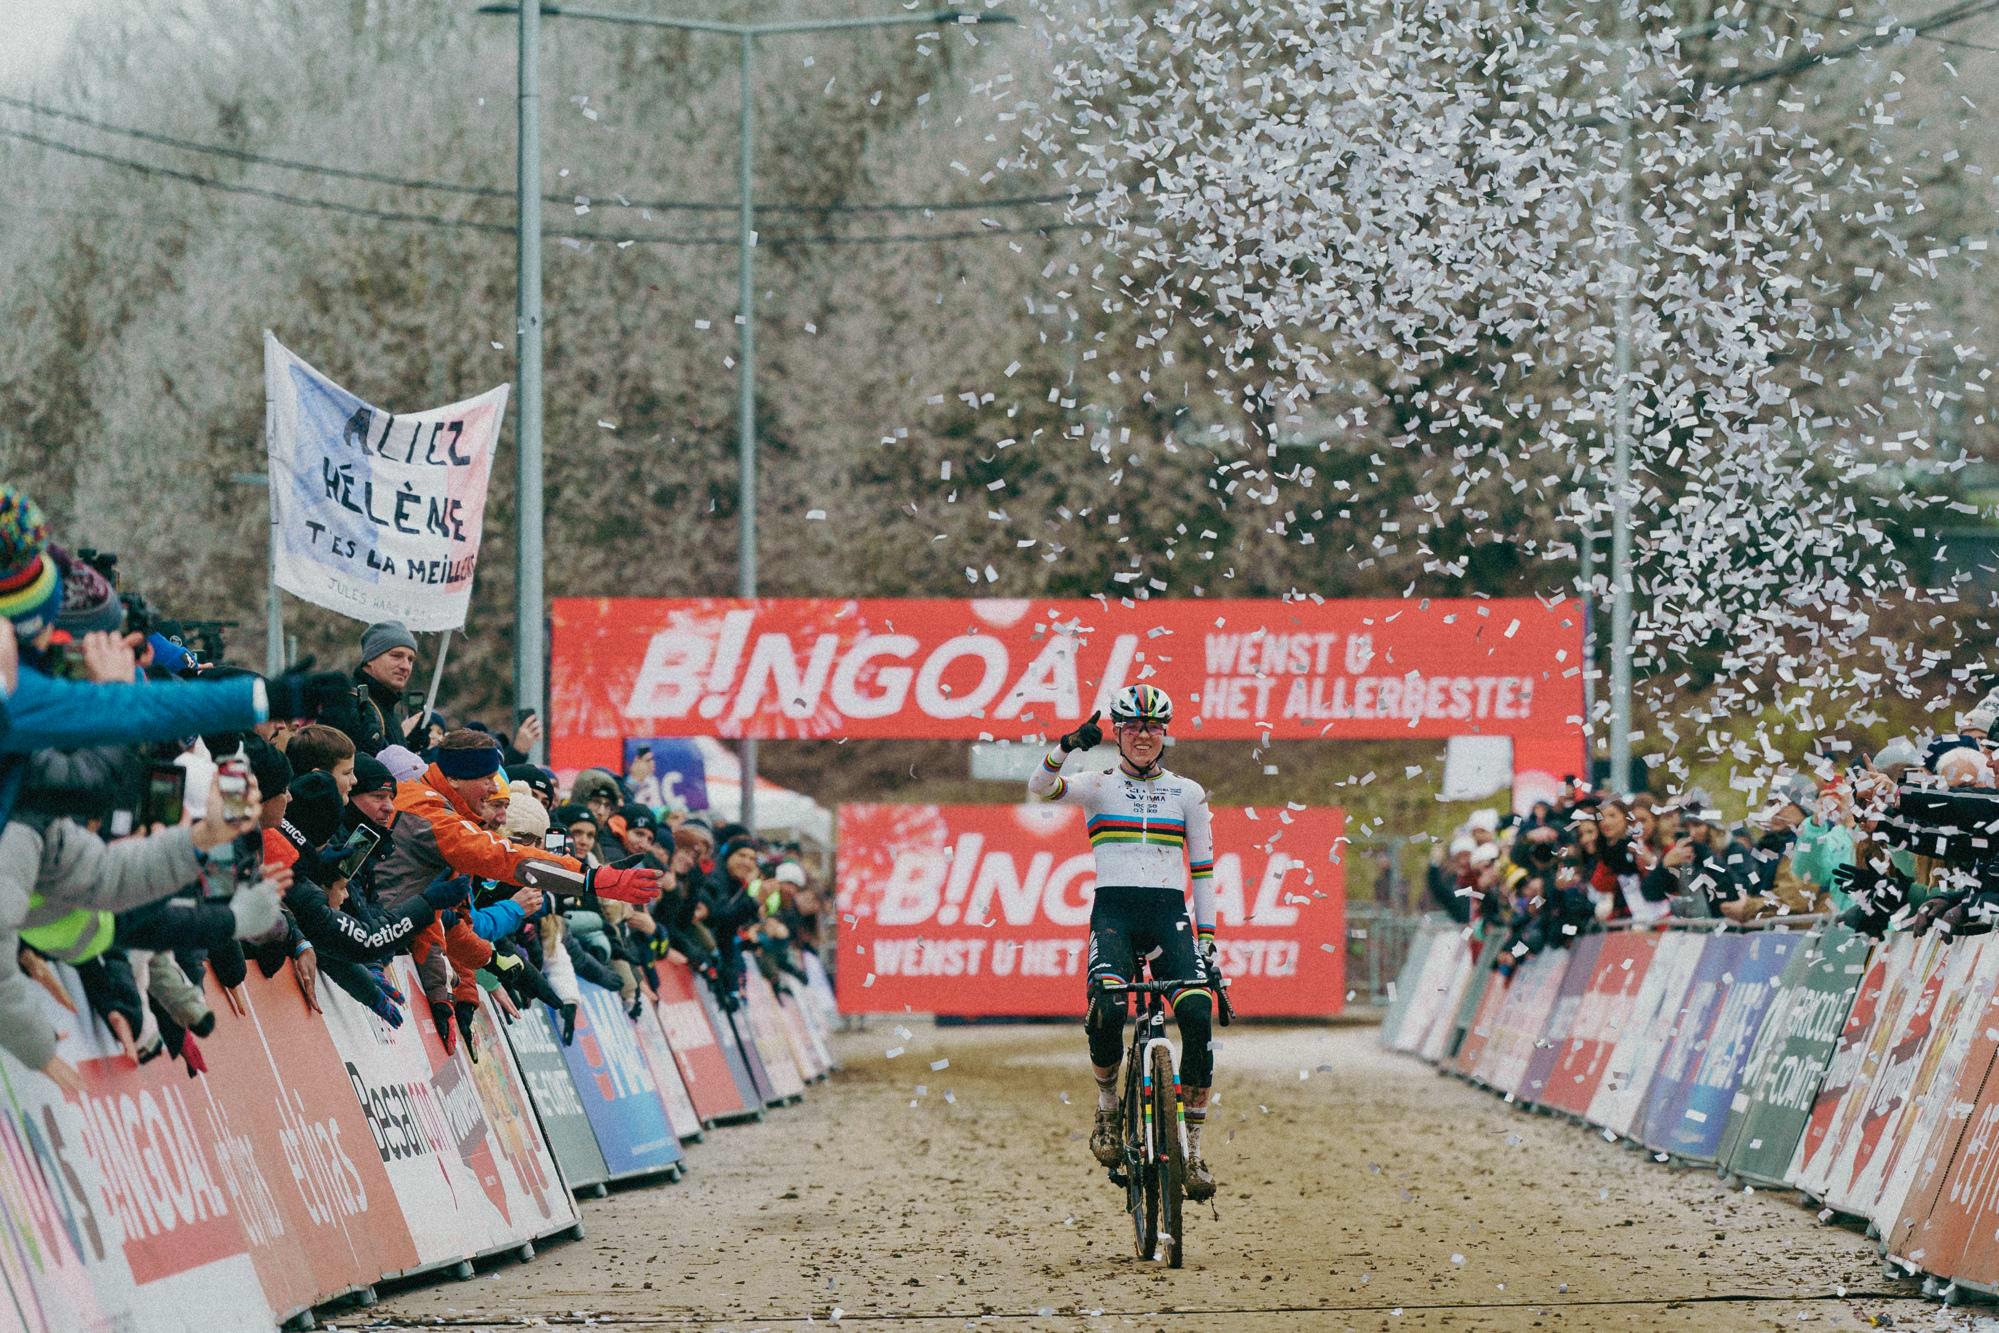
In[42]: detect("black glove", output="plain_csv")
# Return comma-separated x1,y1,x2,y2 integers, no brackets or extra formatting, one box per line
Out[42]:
559,1002,578,1045
455,1001,480,1061
266,659,352,721
1059,710,1103,753
431,1000,458,1055
1910,892,1962,937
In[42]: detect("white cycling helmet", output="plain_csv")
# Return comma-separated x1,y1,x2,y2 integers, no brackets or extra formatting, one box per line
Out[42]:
1110,684,1173,724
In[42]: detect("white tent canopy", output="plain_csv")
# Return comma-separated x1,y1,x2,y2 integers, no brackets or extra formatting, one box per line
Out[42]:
690,738,833,847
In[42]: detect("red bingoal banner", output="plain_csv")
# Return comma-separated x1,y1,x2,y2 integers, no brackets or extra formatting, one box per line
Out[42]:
833,803,1346,1017
550,597,1584,790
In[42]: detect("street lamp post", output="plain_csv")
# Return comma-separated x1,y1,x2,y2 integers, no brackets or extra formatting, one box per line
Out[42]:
479,3,1014,827
515,0,545,764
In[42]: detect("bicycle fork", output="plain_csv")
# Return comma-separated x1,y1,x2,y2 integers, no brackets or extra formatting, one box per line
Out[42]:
1139,1033,1184,1163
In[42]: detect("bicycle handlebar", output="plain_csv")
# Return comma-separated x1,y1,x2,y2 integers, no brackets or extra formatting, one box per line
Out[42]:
1095,971,1229,996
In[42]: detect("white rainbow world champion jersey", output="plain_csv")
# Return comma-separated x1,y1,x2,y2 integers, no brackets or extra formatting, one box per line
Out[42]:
1025,750,1217,930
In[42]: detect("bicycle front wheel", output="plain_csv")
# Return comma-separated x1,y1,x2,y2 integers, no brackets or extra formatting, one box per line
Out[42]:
1127,1056,1156,1261
1149,1042,1184,1268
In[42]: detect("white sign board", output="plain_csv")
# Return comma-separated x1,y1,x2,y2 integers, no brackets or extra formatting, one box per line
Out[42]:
265,332,507,630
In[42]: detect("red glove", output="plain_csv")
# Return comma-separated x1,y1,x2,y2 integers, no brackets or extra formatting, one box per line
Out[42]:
588,865,662,905
181,1034,208,1079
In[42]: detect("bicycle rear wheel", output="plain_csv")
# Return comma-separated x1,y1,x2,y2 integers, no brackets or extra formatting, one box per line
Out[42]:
1149,1042,1185,1268
1126,1054,1156,1260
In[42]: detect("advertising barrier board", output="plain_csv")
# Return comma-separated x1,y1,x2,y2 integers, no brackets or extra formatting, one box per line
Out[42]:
1471,949,1569,1097
1641,932,1793,1162
319,957,576,1268
744,972,809,1101
1379,925,1438,1050
699,983,774,1109
1865,938,1999,1232
1452,959,1511,1078
552,981,685,1181
500,994,613,1191
1716,926,1867,1185
631,993,705,1144
1883,939,1999,1275
1791,934,1920,1201
1516,934,1604,1107
1539,931,1659,1119
651,965,753,1125
1586,931,1704,1138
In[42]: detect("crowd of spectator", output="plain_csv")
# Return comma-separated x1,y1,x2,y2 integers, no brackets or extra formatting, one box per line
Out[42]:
0,485,829,1095
1426,693,1999,976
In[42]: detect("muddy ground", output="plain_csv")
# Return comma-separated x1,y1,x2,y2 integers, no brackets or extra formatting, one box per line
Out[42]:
362,1023,1993,1332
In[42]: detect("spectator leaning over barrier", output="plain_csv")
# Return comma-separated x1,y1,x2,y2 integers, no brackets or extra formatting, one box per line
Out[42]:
373,729,660,1054
316,620,421,757
1727,774,1826,919
1793,777,1859,911
1664,795,1744,918
2,763,282,1091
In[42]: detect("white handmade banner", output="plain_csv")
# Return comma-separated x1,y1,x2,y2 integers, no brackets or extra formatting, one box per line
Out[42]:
265,332,507,631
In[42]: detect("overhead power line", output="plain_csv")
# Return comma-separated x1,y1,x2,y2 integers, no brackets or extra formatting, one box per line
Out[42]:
1716,0,1999,88
0,92,1068,217
1736,0,1999,54
0,126,1082,248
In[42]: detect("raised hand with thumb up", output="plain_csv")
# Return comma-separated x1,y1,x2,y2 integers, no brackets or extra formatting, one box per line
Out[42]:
1060,710,1103,753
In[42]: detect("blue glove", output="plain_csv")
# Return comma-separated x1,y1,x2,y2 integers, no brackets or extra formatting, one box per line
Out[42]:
367,986,404,1028
421,874,470,911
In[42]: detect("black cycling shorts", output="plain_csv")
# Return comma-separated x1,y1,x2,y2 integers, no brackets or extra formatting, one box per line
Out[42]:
1086,884,1202,1001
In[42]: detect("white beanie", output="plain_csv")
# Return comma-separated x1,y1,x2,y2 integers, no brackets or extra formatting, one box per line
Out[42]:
504,789,550,841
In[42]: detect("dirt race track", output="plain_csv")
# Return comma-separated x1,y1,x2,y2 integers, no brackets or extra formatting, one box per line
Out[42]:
366,1023,1995,1333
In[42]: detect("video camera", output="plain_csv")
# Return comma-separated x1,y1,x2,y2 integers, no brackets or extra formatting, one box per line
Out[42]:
1873,784,1999,867
75,548,235,664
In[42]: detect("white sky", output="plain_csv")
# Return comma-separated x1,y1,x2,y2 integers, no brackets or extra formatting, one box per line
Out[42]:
0,0,106,90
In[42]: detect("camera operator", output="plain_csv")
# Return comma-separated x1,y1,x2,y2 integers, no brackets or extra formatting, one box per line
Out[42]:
1867,741,1999,938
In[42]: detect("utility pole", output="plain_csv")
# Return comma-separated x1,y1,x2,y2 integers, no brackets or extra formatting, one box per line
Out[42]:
1607,7,1638,796
513,0,547,762
736,30,760,829
481,2,1014,820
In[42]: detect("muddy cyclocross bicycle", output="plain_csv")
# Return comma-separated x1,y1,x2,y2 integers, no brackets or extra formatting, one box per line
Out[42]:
1096,959,1233,1267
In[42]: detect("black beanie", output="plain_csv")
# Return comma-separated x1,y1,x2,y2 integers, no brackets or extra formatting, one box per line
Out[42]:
551,802,596,829
243,739,293,806
350,753,395,797
285,771,343,847
505,763,555,803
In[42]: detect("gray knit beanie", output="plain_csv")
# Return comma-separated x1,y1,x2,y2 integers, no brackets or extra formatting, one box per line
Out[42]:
360,620,419,665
